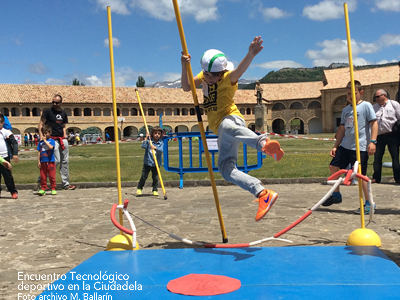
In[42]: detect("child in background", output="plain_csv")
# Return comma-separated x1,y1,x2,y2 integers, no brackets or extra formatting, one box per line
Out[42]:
37,125,57,196
0,114,19,199
136,126,164,196
181,36,284,222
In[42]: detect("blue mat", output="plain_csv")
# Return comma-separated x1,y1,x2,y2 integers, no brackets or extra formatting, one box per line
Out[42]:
38,246,400,299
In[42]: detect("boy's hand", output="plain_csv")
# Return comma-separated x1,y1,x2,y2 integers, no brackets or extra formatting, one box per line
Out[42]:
330,147,337,158
367,143,376,156
248,36,264,57
38,162,41,169
2,160,12,170
150,145,157,150
181,52,191,65
13,156,19,163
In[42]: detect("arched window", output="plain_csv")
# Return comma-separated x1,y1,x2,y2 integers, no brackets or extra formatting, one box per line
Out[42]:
190,108,195,115
182,108,188,115
64,108,72,116
32,107,41,116
240,108,245,115
73,108,81,116
246,108,251,115
131,108,138,116
103,108,111,116
83,108,92,116
290,102,304,109
157,108,163,116
94,108,101,116
165,108,172,116
148,108,155,116
272,103,285,111
11,107,19,116
22,108,30,117
174,108,180,116
122,108,129,116
1,108,9,116
308,101,321,109
334,96,347,106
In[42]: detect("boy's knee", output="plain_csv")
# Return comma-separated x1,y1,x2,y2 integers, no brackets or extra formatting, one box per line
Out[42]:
329,164,339,174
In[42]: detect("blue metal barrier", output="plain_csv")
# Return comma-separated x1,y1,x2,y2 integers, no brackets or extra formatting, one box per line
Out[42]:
162,132,264,188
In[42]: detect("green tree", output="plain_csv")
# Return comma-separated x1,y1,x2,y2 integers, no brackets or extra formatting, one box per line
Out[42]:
80,127,101,137
72,78,85,86
136,76,145,87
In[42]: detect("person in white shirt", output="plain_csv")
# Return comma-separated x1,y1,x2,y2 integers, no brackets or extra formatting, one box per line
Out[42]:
372,89,400,183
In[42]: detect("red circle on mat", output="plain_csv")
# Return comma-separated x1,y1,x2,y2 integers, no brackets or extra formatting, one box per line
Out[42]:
167,273,241,296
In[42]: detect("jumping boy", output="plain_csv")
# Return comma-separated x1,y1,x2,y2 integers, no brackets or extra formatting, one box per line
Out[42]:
181,36,284,222
323,80,378,213
37,125,57,196
0,114,19,199
136,126,164,196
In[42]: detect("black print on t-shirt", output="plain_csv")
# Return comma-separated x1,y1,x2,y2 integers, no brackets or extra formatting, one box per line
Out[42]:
204,84,218,112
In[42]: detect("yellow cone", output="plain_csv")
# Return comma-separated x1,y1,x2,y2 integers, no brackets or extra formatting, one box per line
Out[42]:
347,228,381,247
106,233,139,251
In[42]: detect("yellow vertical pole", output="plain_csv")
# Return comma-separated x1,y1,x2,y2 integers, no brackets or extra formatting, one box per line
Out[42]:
172,0,228,242
135,89,167,200
343,3,365,228
107,7,123,229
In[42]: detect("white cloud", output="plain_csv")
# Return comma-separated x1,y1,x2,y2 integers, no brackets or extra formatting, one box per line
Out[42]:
44,78,69,85
378,33,400,46
85,67,154,87
305,38,378,66
262,7,292,21
96,0,131,15
376,59,399,64
28,62,50,75
302,0,357,21
255,60,305,70
104,37,121,48
373,0,400,12
96,0,218,22
162,72,181,82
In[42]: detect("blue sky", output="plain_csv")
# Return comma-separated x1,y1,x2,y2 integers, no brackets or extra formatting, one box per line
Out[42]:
1,0,399,87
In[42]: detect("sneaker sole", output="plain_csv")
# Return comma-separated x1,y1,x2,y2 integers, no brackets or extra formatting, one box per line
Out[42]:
255,193,278,222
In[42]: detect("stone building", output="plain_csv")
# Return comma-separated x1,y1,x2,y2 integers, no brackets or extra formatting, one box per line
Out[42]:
0,65,398,139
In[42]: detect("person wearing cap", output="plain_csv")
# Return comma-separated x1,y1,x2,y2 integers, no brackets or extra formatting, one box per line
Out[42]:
181,36,284,222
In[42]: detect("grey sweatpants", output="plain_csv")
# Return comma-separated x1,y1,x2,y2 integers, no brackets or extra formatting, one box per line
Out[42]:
54,138,70,188
217,115,267,197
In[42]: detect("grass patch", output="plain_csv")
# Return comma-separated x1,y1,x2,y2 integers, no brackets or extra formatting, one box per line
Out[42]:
14,134,394,184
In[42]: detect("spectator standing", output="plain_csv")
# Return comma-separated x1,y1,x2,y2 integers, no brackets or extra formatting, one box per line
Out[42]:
0,114,19,199
29,133,33,147
38,94,76,190
372,89,400,184
75,132,80,145
24,134,29,147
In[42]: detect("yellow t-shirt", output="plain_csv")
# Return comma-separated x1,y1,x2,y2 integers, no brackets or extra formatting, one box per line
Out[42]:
197,71,243,134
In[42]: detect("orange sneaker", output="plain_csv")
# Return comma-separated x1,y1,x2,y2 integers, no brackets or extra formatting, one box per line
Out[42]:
254,189,278,222
262,139,284,161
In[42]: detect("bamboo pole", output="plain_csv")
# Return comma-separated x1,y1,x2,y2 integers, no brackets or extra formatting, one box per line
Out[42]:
172,0,228,242
107,6,124,230
344,3,365,228
135,89,167,200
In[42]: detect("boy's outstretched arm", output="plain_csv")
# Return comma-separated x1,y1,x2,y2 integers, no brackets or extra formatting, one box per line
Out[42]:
230,36,264,84
181,52,201,91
